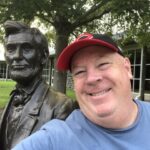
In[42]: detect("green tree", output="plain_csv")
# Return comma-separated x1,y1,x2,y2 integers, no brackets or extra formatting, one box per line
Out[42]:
0,0,149,93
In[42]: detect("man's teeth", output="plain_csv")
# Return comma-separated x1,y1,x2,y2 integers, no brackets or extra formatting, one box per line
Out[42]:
89,89,110,96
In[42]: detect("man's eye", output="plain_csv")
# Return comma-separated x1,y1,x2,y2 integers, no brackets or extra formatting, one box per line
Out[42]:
98,62,111,70
73,70,85,76
100,62,109,66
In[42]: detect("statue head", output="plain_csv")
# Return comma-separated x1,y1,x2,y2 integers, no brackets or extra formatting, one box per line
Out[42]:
4,20,49,85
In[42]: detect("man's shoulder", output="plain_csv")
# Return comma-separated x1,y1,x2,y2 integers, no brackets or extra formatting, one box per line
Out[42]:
135,99,150,115
136,99,150,107
41,119,67,131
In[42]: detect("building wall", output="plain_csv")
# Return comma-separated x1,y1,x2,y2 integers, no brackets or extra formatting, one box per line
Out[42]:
0,61,9,79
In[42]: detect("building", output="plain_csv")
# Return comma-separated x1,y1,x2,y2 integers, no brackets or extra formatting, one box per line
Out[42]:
122,41,150,100
0,44,8,80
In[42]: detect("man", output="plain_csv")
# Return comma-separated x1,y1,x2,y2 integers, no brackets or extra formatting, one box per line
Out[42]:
0,20,77,150
12,32,150,150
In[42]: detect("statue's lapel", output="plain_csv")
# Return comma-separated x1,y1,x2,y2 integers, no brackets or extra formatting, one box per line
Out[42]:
11,82,49,147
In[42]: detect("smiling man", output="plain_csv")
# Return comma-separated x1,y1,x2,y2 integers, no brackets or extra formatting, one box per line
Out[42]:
12,32,150,150
70,45,135,128
0,20,77,150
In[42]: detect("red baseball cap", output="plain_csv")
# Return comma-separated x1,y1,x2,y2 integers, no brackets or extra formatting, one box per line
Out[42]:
57,33,123,71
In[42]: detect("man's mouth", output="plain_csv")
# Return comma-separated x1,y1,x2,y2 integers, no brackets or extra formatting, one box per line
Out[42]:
88,88,111,96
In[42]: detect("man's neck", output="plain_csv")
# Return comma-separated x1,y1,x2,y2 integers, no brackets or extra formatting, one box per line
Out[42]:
111,101,138,129
92,100,138,129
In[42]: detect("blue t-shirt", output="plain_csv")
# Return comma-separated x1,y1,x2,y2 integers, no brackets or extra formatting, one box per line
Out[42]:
12,100,150,150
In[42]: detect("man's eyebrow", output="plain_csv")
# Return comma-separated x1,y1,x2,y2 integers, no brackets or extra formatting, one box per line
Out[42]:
71,65,86,71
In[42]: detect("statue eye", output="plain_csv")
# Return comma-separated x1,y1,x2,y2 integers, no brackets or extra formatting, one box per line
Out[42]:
22,43,34,53
6,44,16,53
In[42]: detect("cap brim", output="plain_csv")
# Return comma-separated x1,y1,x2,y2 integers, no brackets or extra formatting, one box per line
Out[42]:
57,38,119,71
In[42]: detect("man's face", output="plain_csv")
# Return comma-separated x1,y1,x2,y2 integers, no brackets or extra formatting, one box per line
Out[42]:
5,32,42,84
71,46,133,126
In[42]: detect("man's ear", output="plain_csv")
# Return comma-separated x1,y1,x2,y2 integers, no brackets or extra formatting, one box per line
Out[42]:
124,57,133,79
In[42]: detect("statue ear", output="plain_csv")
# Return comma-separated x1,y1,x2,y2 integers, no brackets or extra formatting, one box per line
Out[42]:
41,50,48,65
41,57,47,65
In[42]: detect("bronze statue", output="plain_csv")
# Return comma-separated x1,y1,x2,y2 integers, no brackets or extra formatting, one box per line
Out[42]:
0,20,78,150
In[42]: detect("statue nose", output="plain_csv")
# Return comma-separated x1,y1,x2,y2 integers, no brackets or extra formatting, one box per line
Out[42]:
13,46,22,59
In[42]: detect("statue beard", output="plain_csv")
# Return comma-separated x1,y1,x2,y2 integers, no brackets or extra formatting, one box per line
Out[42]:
10,66,42,85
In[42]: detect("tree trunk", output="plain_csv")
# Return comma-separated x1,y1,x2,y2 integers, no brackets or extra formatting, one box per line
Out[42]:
139,46,147,101
53,30,70,93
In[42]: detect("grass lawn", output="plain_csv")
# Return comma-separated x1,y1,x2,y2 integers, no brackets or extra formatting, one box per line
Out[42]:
0,80,16,108
0,80,75,109
66,89,76,100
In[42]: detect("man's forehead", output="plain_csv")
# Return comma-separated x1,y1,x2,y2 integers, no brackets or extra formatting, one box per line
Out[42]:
6,32,33,44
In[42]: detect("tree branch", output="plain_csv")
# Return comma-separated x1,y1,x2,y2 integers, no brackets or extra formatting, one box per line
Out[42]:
0,3,8,8
74,0,110,25
36,14,54,25
73,8,111,28
33,1,54,25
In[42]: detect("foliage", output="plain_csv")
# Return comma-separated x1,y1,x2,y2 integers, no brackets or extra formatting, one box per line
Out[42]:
0,0,148,36
111,0,150,47
0,0,149,92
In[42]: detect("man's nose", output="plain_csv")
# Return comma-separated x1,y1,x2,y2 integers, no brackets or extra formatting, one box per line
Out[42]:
86,69,102,85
